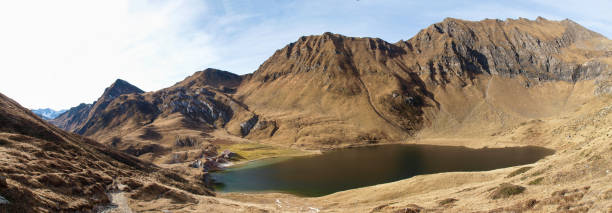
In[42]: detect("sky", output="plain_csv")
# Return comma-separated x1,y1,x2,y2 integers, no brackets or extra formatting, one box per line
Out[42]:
0,0,611,110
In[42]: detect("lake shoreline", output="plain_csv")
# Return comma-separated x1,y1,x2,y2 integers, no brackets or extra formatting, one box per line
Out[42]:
224,139,551,169
212,143,554,196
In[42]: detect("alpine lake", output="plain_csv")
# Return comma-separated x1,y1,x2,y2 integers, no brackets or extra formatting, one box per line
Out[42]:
211,144,554,197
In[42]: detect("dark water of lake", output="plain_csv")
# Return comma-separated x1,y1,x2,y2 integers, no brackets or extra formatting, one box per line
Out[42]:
211,144,554,197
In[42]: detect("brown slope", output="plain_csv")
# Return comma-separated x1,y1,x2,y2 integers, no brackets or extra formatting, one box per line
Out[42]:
0,92,212,212
171,68,243,91
236,17,612,147
49,103,92,132
237,32,432,148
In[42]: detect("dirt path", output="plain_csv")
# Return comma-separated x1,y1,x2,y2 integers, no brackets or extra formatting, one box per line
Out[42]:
356,76,405,132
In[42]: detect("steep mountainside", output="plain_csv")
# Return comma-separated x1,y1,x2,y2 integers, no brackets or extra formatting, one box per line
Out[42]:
0,93,211,212
50,103,92,132
237,32,430,147
237,17,612,147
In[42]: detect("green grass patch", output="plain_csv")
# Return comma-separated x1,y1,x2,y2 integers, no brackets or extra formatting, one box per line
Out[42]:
528,177,544,185
490,183,526,199
217,142,306,162
438,198,458,206
530,169,546,177
506,166,533,178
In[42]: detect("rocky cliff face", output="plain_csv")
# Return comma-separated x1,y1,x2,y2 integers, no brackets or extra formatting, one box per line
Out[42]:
402,17,609,84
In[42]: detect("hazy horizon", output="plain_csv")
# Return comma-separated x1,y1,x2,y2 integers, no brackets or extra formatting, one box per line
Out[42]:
1,0,611,109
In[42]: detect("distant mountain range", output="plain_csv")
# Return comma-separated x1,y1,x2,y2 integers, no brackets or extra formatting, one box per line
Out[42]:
30,108,67,120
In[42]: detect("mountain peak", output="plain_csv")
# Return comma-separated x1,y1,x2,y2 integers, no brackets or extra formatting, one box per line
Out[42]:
249,31,407,83
102,79,144,100
173,68,242,90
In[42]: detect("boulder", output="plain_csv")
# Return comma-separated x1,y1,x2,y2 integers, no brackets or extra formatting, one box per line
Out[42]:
190,159,202,168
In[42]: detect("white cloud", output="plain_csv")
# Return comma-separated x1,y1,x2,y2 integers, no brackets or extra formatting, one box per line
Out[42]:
0,0,217,109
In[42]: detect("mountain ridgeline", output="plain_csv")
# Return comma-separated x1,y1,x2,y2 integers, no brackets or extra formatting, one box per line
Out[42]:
52,17,612,156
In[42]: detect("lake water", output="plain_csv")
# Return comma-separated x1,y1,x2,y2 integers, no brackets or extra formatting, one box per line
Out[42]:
211,144,554,197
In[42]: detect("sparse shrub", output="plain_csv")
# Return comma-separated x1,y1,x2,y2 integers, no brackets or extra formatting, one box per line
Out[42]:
529,166,551,177
602,188,612,200
528,177,544,185
138,127,162,141
507,166,533,178
110,137,121,147
130,183,169,201
163,189,198,204
490,183,526,199
161,170,186,182
357,134,382,144
123,178,143,190
37,174,66,187
123,144,164,157
438,198,458,206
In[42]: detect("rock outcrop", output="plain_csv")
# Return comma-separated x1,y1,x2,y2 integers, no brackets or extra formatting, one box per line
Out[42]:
402,17,608,83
